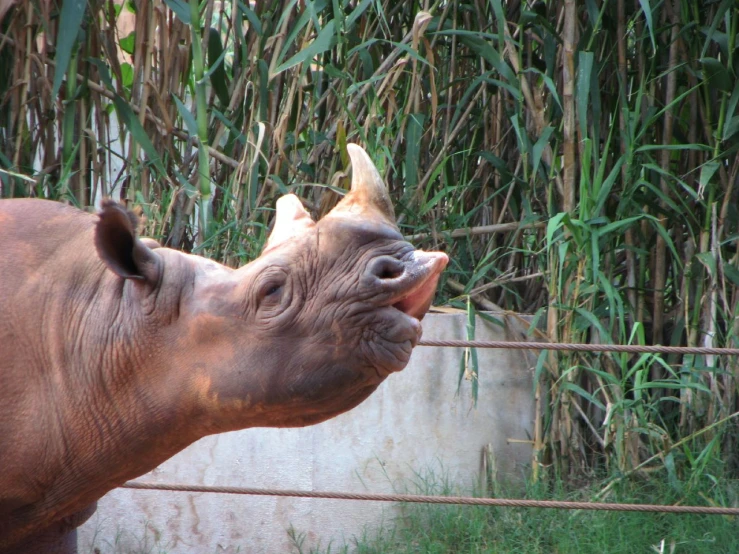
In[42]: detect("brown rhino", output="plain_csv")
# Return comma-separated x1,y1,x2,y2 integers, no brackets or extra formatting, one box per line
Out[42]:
0,145,448,553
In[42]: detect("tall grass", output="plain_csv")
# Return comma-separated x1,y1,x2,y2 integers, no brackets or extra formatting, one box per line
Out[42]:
1,0,738,481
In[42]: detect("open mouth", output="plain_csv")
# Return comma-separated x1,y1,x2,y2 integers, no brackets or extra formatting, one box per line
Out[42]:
390,251,448,320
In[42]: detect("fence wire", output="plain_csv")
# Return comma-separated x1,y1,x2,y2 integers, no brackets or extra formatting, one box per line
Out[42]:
119,339,739,517
120,481,739,515
418,339,739,356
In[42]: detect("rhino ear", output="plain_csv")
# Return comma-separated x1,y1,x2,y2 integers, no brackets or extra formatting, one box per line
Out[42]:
95,200,161,284
264,194,316,251
326,144,396,225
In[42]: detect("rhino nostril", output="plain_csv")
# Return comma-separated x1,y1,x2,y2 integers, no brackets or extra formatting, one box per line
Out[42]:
369,256,405,280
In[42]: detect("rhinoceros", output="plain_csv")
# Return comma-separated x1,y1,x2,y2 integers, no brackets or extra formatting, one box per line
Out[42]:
0,144,448,553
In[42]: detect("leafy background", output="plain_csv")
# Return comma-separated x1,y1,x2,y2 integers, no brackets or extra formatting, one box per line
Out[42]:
1,0,739,492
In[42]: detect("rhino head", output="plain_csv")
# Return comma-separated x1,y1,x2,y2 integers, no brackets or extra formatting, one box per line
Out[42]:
96,144,448,431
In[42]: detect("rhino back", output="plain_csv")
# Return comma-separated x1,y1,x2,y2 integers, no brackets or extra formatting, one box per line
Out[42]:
0,199,102,363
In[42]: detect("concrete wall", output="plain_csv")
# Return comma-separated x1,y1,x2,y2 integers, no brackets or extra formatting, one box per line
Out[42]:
79,313,536,554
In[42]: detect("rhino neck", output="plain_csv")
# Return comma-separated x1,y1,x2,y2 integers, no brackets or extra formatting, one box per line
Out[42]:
0,219,200,549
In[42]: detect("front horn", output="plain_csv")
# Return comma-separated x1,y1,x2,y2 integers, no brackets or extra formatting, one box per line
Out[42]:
327,144,396,224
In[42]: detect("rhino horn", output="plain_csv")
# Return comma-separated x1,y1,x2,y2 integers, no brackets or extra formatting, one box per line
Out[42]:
328,144,396,224
264,194,316,252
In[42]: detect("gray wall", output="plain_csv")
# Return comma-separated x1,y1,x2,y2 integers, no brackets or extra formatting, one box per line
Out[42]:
79,313,535,554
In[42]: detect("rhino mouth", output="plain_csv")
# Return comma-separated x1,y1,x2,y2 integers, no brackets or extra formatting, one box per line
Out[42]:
388,251,448,320
358,250,447,379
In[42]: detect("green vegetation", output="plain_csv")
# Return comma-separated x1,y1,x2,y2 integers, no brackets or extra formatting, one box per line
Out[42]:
85,472,739,553
2,0,739,485
290,474,739,554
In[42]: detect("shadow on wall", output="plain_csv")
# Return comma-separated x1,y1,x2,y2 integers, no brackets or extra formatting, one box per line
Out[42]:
80,312,536,554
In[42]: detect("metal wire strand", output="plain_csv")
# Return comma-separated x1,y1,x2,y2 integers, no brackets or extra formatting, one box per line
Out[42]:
120,481,739,515
418,339,739,356
119,340,739,516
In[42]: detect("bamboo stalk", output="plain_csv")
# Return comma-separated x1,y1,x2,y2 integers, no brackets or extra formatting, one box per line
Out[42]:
651,5,679,374
561,0,576,214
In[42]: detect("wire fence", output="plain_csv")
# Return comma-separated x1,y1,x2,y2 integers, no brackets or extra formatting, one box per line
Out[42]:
119,338,739,516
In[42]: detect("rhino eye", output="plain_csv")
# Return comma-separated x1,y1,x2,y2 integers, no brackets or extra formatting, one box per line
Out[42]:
257,279,285,305
265,284,281,296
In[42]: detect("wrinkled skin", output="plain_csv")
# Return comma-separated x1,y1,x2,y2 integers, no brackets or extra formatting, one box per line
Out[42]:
0,145,448,553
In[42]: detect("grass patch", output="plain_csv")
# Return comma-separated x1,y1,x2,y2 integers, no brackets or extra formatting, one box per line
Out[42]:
293,474,739,554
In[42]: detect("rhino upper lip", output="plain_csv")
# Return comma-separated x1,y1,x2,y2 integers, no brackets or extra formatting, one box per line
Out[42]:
386,252,447,320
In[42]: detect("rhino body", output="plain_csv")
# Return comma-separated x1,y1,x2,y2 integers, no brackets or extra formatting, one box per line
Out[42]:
0,145,447,553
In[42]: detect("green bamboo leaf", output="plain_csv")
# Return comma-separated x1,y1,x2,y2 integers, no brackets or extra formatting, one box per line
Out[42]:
577,51,594,137
332,0,345,37
637,0,656,51
207,28,230,107
663,452,680,491
696,252,717,278
641,163,699,201
699,0,733,57
644,214,682,266
562,382,606,411
273,20,336,76
634,84,701,144
700,58,732,92
490,0,506,39
574,307,610,344
723,72,739,136
466,298,479,405
597,270,626,339
238,1,261,34
468,260,500,290
274,1,311,69
547,212,569,246
436,30,516,84
523,68,562,110
405,113,425,191
509,115,531,160
699,160,720,193
172,94,198,136
635,144,712,152
532,126,554,176
113,95,166,175
52,0,86,98
88,58,114,89
723,115,739,141
580,139,592,218
635,180,690,220
88,60,166,175
90,58,166,175
346,0,373,30
593,157,624,215
723,262,739,287
212,107,246,146
583,0,599,26
533,350,548,396
346,39,431,68
590,227,599,278
163,0,191,24
449,73,520,130
421,186,456,216
598,215,643,235
478,151,513,183
636,380,711,393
